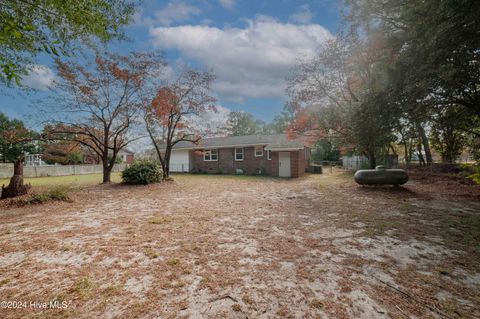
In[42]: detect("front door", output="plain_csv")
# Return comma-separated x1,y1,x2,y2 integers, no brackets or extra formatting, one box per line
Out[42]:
279,152,291,177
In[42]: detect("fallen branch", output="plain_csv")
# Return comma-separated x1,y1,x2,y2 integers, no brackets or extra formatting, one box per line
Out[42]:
395,305,414,319
345,266,452,319
372,275,412,298
208,294,238,303
370,274,452,319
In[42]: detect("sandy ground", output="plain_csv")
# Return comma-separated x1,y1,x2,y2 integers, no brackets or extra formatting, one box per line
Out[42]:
0,170,479,319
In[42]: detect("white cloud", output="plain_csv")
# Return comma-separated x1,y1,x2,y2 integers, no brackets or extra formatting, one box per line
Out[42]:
154,1,201,26
185,105,231,136
149,17,332,102
289,4,313,24
219,0,235,10
23,65,55,90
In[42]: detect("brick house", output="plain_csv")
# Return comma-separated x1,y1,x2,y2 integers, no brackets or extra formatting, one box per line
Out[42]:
168,134,311,178
83,148,135,165
117,149,135,164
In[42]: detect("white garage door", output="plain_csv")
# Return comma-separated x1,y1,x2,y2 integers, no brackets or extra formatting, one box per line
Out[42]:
170,150,190,172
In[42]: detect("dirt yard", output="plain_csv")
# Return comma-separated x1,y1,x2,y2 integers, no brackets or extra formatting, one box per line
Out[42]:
0,170,479,319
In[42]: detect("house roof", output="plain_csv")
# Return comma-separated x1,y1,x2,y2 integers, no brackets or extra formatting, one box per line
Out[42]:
118,148,134,154
171,134,306,151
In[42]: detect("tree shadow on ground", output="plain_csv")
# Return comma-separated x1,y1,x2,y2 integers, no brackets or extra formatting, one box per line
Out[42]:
354,185,421,199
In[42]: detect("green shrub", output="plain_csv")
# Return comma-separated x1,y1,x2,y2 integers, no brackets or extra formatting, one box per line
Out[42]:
30,186,71,203
122,160,162,185
468,165,480,184
48,186,71,201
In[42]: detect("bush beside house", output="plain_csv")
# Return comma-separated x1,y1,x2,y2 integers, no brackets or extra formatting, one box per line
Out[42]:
121,161,162,185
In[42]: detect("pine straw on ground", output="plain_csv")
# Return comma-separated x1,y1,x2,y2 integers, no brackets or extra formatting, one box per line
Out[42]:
0,171,479,319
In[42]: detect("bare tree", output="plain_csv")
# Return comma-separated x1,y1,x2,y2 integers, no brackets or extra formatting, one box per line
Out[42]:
44,52,165,183
143,68,216,179
287,36,399,168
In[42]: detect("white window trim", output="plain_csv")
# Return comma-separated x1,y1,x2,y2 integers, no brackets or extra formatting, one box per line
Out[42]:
234,147,244,161
204,149,218,161
254,146,264,157
267,150,271,160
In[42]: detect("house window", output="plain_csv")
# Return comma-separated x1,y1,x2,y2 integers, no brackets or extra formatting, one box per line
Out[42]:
235,148,244,161
254,146,263,157
204,149,218,161
267,150,271,160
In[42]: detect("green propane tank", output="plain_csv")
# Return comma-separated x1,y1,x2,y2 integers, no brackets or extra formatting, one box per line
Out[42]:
354,166,408,186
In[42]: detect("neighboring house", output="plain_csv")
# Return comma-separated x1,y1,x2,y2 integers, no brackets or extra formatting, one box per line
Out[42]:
24,153,46,166
341,154,399,169
117,149,135,164
84,148,135,164
168,134,311,178
341,155,369,169
83,148,101,165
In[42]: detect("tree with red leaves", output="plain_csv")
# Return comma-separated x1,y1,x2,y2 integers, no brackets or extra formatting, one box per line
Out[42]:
42,140,84,165
144,69,216,179
287,38,398,168
45,52,165,183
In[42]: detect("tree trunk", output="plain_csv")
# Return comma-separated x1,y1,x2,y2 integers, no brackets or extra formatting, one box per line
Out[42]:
154,146,168,179
403,141,410,164
163,148,171,179
163,166,170,179
407,140,415,165
159,160,167,179
442,149,455,163
416,143,425,166
417,125,433,165
103,168,112,183
102,156,112,183
367,149,376,169
1,159,31,199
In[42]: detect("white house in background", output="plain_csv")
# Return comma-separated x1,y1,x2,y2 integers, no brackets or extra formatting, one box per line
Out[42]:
24,153,46,166
117,149,135,164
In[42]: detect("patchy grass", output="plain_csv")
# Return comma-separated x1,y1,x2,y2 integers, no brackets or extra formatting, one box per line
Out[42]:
0,278,10,286
2,185,72,207
167,257,180,266
0,172,265,194
231,303,241,312
310,299,325,309
143,248,159,259
0,172,122,189
30,186,72,203
0,170,479,318
73,278,97,300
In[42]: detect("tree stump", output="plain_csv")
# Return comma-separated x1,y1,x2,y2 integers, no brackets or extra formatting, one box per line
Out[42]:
1,159,31,199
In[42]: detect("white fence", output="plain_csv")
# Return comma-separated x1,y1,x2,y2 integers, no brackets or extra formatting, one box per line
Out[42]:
0,163,127,179
341,156,369,169
341,155,399,169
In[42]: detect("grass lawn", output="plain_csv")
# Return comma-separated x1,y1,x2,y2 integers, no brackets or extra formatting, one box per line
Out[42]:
0,172,122,188
0,173,270,189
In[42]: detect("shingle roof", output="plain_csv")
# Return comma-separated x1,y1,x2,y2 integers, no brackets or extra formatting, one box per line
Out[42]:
118,148,134,154
171,134,305,150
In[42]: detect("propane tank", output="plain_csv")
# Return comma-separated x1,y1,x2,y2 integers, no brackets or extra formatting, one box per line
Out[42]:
354,165,409,186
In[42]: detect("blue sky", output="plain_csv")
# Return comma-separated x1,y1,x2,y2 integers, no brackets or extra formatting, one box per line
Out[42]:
0,0,340,127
